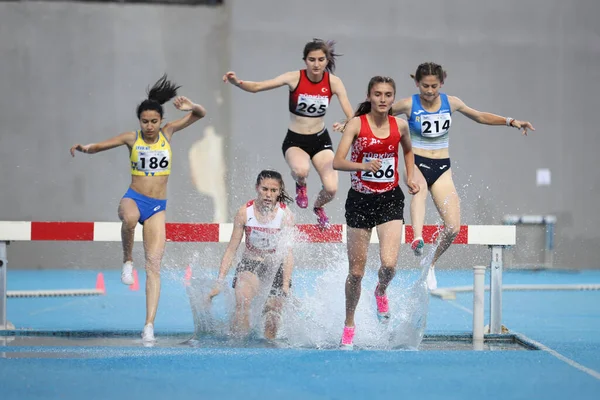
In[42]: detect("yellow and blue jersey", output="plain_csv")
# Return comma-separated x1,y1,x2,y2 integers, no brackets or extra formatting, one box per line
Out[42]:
130,130,172,177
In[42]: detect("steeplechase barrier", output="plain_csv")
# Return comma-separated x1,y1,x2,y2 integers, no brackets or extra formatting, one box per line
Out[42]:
0,221,517,336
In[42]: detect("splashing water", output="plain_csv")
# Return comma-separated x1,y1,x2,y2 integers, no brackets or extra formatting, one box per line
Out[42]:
186,228,432,350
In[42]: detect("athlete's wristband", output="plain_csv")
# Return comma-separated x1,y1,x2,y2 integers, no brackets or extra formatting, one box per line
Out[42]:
506,117,515,127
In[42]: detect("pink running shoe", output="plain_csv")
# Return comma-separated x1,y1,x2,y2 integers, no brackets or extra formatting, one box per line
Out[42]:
375,284,390,323
295,183,308,208
411,237,424,256
340,325,355,350
313,207,331,230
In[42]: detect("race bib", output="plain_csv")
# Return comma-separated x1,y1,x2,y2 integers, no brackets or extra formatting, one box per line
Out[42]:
420,113,451,138
296,94,329,117
249,229,278,251
136,150,170,173
362,157,395,183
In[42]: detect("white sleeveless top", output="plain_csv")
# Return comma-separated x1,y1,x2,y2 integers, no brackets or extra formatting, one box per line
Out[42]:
244,200,286,253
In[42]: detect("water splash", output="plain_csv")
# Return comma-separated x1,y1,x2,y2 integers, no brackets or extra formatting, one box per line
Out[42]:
186,238,432,350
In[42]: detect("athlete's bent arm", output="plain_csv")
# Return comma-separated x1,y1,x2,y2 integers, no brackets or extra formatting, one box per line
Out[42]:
450,96,535,135
162,96,206,138
390,97,412,117
208,207,246,299
398,119,419,195
70,131,136,157
222,71,298,94
330,75,355,121
332,117,380,173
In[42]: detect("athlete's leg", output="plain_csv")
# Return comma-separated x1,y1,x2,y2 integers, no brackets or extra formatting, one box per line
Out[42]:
344,227,372,328
232,271,260,337
141,210,166,333
263,295,284,340
409,167,428,255
311,149,337,208
118,197,140,285
118,198,140,263
285,147,311,208
429,169,461,266
374,219,403,294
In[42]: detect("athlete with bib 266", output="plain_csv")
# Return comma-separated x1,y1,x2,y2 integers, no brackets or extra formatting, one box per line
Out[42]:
391,62,535,290
333,76,419,350
70,75,207,342
222,39,354,229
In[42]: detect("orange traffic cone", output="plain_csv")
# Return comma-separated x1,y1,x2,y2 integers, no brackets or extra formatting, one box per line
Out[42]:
95,273,106,294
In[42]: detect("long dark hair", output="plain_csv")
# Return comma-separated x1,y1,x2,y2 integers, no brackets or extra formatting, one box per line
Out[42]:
303,38,341,73
255,170,293,204
136,74,181,119
353,76,396,117
410,62,447,83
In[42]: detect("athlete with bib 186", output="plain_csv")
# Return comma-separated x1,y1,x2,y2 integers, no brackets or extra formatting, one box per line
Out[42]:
222,39,355,229
70,75,207,342
391,62,535,290
333,76,419,350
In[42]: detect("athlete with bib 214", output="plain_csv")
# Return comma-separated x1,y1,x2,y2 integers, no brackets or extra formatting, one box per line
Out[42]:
333,76,419,350
391,62,535,290
70,74,207,342
222,39,355,230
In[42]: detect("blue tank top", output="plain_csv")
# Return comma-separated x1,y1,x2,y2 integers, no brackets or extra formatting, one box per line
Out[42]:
408,93,452,150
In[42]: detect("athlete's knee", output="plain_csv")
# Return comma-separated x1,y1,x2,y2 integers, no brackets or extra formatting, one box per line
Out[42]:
346,271,364,286
443,224,461,239
321,182,337,198
290,165,310,180
378,265,396,280
120,214,138,229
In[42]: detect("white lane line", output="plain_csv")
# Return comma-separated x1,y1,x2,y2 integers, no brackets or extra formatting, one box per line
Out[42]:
440,295,600,381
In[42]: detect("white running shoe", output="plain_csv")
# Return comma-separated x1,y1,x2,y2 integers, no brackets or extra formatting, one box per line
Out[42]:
142,323,156,342
121,261,134,285
426,267,438,291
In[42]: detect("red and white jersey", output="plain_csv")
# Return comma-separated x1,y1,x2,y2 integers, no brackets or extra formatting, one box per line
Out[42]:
244,200,286,253
350,115,401,194
289,70,333,118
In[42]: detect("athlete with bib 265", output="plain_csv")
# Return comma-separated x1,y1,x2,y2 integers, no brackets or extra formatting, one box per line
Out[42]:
222,39,354,229
70,75,207,342
391,62,535,290
333,76,419,350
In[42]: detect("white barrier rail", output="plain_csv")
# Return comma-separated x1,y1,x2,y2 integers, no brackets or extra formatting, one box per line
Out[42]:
0,221,517,336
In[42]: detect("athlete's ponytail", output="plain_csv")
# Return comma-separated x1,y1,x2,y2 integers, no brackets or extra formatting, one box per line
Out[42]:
353,76,396,117
255,169,294,205
136,74,181,119
303,38,341,73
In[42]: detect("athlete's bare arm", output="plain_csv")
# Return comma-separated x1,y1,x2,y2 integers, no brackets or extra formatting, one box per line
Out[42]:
208,206,246,300
70,131,136,157
332,117,381,173
390,97,412,117
396,118,419,195
449,96,535,135
330,75,355,121
162,96,206,139
223,71,300,93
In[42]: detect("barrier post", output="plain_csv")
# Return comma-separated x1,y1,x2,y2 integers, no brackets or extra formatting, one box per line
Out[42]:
473,265,486,342
0,241,7,329
489,245,503,334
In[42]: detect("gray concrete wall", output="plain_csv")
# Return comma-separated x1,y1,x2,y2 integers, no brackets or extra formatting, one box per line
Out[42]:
1,0,599,271
226,0,600,269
